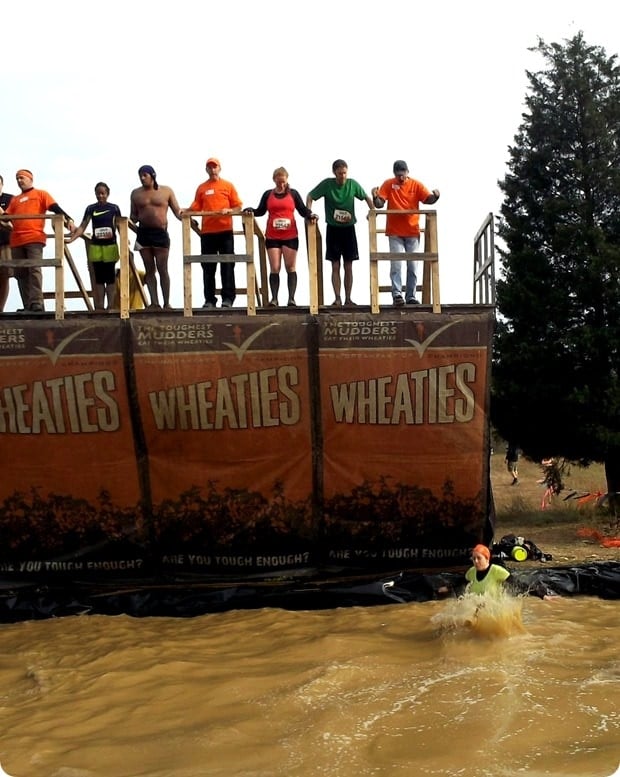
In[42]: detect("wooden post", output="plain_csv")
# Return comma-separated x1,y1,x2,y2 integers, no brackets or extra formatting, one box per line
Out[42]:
118,217,130,319
182,215,193,317
243,212,256,315
369,210,380,314
307,220,319,314
425,212,441,313
252,218,269,307
53,214,65,320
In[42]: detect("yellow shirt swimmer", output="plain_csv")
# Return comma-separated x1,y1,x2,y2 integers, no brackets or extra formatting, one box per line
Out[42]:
465,544,510,596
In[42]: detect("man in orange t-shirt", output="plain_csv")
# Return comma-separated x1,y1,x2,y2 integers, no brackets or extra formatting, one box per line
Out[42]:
372,160,439,306
1,169,75,312
182,158,242,309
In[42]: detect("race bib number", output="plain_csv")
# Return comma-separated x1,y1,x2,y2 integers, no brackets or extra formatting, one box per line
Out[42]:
272,218,291,230
333,209,352,223
94,226,114,240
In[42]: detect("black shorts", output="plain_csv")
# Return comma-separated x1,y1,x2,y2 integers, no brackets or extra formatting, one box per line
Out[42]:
136,226,170,249
265,237,299,250
92,261,117,285
325,224,359,262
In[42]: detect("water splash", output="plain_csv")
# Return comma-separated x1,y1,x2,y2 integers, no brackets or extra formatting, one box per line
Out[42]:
431,591,526,638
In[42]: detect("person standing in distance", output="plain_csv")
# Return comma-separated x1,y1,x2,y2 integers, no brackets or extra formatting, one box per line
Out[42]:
506,442,519,485
0,175,14,311
372,160,439,306
129,164,182,310
306,159,374,307
182,158,242,309
0,169,75,312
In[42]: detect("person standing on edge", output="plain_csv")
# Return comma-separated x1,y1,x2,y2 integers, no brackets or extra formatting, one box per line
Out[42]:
0,169,75,312
182,158,242,309
372,160,440,306
129,164,182,310
244,166,317,307
306,159,374,307
0,175,14,311
68,182,122,310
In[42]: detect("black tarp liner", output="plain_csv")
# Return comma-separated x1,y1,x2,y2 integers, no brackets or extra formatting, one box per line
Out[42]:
0,562,618,621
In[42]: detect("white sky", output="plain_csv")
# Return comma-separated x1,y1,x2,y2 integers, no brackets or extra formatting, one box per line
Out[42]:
2,0,617,311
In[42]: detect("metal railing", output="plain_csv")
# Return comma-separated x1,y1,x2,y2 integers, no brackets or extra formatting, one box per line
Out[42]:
473,212,495,305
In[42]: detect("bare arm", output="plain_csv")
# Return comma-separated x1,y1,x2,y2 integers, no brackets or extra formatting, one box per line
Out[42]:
168,188,183,220
66,214,91,243
423,189,440,205
129,190,138,224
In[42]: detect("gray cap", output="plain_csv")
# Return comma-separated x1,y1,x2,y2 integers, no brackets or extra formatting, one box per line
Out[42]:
393,160,409,174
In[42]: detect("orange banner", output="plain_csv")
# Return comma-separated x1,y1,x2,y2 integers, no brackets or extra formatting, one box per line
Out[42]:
0,310,493,581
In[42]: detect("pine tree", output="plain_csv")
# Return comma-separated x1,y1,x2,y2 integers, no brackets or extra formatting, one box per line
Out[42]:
493,33,620,509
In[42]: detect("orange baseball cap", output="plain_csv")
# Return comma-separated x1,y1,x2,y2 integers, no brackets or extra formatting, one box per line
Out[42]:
206,158,220,167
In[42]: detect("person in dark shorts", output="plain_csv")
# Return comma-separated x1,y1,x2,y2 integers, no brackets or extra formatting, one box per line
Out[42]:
68,182,122,310
244,166,317,307
129,164,182,309
306,159,374,307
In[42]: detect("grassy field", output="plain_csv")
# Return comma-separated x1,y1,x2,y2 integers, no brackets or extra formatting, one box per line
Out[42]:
490,448,620,564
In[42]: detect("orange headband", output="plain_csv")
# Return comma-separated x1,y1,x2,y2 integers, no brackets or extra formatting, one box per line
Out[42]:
472,543,491,561
16,169,33,180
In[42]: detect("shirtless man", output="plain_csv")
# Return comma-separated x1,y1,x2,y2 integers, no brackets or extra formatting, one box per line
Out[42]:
129,164,182,309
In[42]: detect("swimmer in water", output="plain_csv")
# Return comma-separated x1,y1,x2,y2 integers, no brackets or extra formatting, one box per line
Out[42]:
437,543,556,600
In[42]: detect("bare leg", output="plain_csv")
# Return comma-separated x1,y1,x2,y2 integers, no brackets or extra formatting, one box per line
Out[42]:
103,282,115,309
93,282,106,310
140,248,160,307
343,260,354,305
154,247,170,307
331,260,342,305
89,263,106,310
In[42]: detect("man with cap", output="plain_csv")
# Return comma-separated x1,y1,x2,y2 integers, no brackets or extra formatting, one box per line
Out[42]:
181,158,242,309
0,175,14,311
129,165,182,309
372,161,440,306
0,169,75,312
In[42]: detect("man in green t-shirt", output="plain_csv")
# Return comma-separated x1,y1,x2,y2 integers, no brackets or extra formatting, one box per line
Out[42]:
307,159,374,306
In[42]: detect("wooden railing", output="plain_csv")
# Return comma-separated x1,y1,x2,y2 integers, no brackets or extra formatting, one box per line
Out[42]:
0,213,71,319
368,209,441,313
0,209,482,317
180,211,260,316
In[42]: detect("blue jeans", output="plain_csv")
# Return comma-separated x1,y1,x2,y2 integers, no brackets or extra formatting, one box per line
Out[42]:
389,236,419,301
